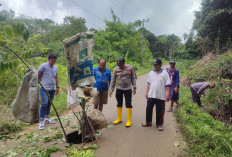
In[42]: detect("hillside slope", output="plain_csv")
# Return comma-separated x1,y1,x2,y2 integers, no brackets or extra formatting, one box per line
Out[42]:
186,51,232,123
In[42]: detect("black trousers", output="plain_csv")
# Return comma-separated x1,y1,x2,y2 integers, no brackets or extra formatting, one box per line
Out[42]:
190,87,201,106
146,98,165,126
116,89,132,108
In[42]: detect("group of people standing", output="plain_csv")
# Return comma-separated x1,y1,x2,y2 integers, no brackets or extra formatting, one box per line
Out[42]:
38,54,215,131
93,57,179,131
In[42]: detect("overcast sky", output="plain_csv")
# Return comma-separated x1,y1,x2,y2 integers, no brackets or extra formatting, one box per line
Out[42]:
0,0,201,39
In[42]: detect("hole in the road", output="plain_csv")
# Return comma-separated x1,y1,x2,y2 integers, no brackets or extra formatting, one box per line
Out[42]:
67,131,95,144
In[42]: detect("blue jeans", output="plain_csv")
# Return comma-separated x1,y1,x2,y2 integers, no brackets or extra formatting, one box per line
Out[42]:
40,88,56,121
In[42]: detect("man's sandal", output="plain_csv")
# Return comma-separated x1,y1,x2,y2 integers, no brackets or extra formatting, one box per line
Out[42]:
142,122,152,127
158,126,164,131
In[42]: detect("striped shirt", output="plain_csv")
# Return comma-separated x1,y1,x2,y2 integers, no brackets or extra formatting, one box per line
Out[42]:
38,62,58,91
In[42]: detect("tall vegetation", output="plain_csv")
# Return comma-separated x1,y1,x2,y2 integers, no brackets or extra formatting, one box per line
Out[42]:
93,10,153,71
139,28,184,59
193,0,232,52
174,59,232,157
182,0,232,59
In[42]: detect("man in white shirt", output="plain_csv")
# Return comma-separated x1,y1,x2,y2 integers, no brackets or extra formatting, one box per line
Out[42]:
142,59,171,131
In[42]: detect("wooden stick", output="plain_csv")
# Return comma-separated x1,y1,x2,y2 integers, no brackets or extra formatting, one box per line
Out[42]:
80,137,91,149
39,82,68,142
72,109,81,125
86,114,99,144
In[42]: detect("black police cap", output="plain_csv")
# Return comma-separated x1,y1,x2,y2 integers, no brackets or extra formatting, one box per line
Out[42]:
152,58,162,65
117,57,125,64
169,60,176,64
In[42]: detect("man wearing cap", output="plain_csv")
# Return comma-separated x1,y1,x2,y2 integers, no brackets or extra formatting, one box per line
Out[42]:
109,57,136,127
93,59,111,112
142,58,171,131
167,61,180,112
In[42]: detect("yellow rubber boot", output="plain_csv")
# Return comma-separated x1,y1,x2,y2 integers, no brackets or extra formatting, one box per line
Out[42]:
113,107,122,125
125,108,132,127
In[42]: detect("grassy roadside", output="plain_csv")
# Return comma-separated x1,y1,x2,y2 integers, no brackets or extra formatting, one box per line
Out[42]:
175,60,232,157
186,52,232,123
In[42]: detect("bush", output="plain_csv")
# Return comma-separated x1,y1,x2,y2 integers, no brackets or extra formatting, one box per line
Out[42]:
0,122,23,140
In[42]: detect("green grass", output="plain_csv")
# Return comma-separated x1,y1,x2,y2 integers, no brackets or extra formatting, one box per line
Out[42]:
67,149,95,157
0,121,24,140
181,51,232,122
175,57,232,156
187,51,232,82
175,59,196,77
176,86,232,157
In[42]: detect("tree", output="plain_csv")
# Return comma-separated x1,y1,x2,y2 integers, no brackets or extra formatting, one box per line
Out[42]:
94,11,153,67
182,32,202,59
193,0,232,52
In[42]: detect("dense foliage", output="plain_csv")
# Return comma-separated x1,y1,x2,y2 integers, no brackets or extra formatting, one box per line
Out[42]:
0,10,88,136
140,28,184,59
93,10,153,71
193,0,232,52
180,0,232,59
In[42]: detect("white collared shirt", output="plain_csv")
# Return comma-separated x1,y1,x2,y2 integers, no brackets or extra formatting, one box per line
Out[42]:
147,69,171,100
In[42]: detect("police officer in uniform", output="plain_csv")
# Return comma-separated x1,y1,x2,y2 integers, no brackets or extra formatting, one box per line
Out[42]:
109,57,136,127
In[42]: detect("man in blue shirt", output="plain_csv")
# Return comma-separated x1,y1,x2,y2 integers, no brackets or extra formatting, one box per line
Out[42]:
93,59,111,112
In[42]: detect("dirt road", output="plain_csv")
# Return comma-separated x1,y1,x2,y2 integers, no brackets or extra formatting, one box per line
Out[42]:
0,69,184,157
95,72,184,157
